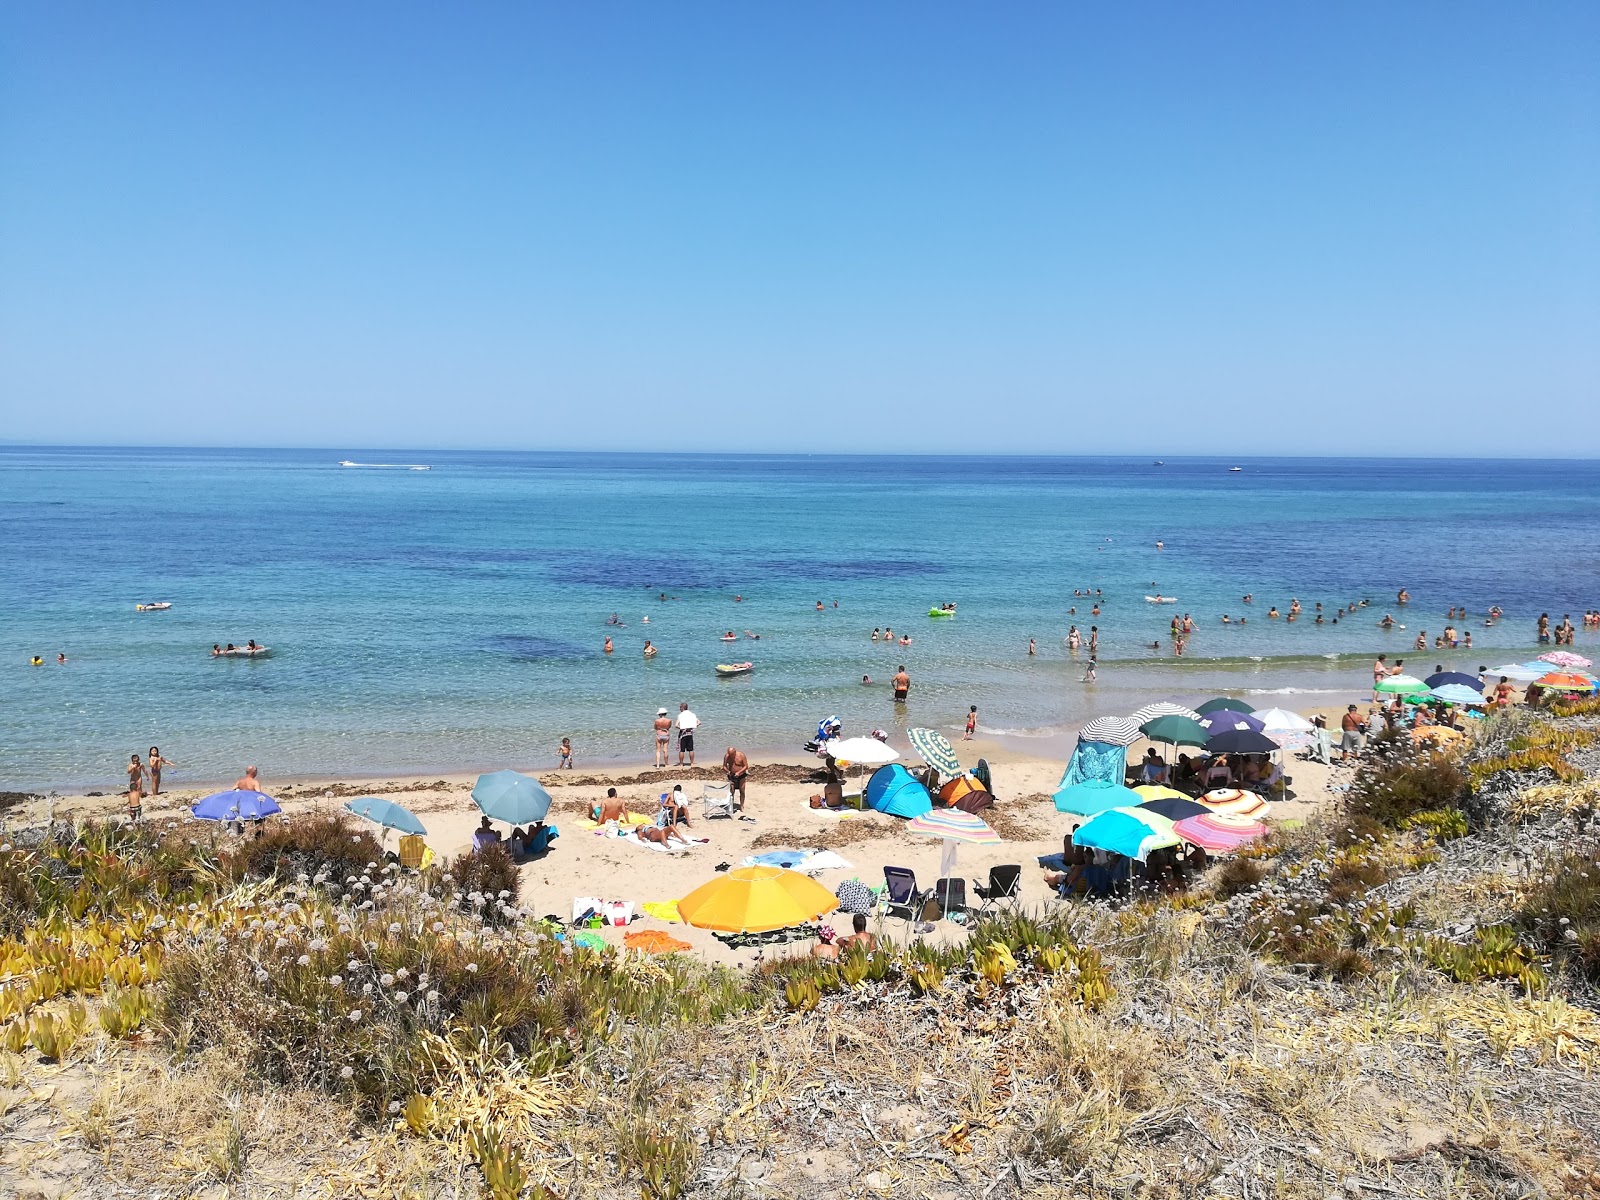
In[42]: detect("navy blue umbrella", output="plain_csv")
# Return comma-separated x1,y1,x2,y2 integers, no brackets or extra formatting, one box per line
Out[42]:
1424,671,1482,692
1207,728,1280,755
1199,709,1266,735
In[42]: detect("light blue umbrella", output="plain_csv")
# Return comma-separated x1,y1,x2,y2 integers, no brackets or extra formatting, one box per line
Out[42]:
1429,684,1486,707
191,789,282,821
344,796,427,835
1053,780,1142,817
1072,807,1180,862
471,770,552,824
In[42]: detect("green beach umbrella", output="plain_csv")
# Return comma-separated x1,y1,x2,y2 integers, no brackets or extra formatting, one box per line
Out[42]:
1375,674,1430,697
471,770,553,824
1139,715,1210,748
1196,697,1255,715
907,727,962,777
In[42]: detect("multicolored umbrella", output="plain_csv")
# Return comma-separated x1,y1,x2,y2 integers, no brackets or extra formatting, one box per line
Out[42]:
678,866,838,933
1538,651,1592,670
1072,807,1179,862
1196,697,1255,715
1199,709,1266,735
907,807,1001,845
1429,684,1487,706
1199,788,1269,817
1130,701,1203,725
344,796,427,835
907,727,962,777
1375,674,1431,696
1078,716,1143,747
471,770,553,824
1140,715,1209,747
1535,672,1596,692
1053,780,1142,817
1174,811,1267,853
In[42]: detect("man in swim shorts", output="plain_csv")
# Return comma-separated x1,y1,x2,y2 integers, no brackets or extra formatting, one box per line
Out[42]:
723,746,749,812
892,666,910,701
675,701,699,766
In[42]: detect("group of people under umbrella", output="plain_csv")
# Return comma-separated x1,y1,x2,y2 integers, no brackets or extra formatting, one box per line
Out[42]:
1047,697,1290,897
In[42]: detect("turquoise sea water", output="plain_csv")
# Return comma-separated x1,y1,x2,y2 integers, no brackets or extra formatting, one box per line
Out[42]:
3,448,1598,791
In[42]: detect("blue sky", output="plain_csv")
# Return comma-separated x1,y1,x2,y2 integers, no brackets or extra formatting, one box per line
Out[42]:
2,3,1596,455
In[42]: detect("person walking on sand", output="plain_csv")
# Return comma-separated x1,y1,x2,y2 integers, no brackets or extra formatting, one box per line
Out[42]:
964,705,977,740
556,737,573,769
892,665,911,702
1339,705,1364,762
234,765,263,792
723,745,750,814
147,746,177,796
675,701,699,766
653,707,672,768
126,753,145,822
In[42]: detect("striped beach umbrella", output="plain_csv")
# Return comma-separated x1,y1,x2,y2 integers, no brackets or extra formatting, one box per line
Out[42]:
1429,684,1487,706
1375,674,1430,697
1073,807,1179,862
1199,788,1269,818
907,727,962,777
1078,716,1143,747
1130,701,1203,725
1173,811,1267,853
907,808,1002,845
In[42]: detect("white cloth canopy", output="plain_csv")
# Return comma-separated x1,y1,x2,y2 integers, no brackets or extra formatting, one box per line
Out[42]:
1252,707,1315,733
824,737,899,767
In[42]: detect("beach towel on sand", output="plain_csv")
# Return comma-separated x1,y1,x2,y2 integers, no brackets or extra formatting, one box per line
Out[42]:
640,900,682,923
580,813,650,831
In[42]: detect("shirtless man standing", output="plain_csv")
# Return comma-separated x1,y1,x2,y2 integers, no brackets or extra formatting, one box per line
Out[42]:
723,746,750,813
892,666,911,702
235,765,263,792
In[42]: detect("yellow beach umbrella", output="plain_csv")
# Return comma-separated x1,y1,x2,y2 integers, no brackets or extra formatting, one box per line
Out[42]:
677,866,838,934
1132,785,1191,804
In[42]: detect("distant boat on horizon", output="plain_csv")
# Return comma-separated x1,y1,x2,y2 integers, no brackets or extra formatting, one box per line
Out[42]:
339,460,431,471
1153,460,1164,466
1229,466,1243,472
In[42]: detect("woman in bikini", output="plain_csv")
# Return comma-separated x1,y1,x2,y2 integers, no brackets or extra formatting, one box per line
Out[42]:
653,708,672,768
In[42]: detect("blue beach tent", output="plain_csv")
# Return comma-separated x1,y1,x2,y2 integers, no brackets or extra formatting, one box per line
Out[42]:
1057,739,1127,791
863,764,934,819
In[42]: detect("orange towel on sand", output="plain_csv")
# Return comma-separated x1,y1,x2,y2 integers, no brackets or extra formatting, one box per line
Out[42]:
624,929,692,954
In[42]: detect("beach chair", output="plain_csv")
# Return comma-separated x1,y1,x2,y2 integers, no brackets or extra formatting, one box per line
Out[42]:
972,864,1022,914
398,834,426,870
933,877,969,921
882,866,932,927
702,782,735,820
1205,762,1232,788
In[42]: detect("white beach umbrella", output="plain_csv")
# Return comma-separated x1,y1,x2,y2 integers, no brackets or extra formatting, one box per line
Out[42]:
1252,707,1315,734
824,737,899,767
1488,663,1544,683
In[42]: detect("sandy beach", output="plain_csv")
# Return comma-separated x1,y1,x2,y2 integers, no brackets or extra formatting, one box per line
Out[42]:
12,724,1345,966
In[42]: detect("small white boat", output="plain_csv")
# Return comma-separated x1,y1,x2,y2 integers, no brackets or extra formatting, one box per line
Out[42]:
339,460,359,467
1229,466,1243,473
135,602,172,612
715,662,754,676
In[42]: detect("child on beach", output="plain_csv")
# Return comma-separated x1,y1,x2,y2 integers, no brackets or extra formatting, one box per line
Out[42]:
964,706,977,740
126,753,144,822
557,737,573,769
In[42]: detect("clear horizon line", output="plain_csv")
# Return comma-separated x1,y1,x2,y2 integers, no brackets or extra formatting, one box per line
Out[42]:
3,441,1599,464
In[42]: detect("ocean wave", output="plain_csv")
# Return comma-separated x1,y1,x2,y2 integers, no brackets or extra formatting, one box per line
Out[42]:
1246,687,1349,695
979,724,1068,739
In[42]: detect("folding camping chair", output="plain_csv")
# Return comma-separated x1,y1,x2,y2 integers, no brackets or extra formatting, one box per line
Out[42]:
933,877,969,921
398,834,426,870
701,782,736,820
972,864,1022,914
882,866,933,928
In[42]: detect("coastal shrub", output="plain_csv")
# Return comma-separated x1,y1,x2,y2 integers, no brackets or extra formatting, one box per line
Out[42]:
1348,737,1468,826
222,815,385,886
1416,925,1546,993
1213,857,1268,898
0,846,41,939
443,843,520,924
1514,849,1600,984
1548,696,1600,718
1398,808,1469,843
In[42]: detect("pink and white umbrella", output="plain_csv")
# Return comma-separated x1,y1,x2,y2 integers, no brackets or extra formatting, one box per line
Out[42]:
1538,651,1592,670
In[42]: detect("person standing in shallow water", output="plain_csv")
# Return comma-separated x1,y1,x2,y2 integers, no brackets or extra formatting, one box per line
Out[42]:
892,665,910,702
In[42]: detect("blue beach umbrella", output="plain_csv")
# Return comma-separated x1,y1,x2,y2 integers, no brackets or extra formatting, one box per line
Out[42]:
1053,780,1142,817
1207,728,1281,755
1430,684,1487,707
344,796,427,835
1072,807,1180,862
1199,709,1266,735
191,789,282,821
1424,671,1482,691
471,770,552,824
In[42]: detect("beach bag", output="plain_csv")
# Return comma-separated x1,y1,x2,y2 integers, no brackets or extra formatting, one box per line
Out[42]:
572,896,603,923
606,901,634,927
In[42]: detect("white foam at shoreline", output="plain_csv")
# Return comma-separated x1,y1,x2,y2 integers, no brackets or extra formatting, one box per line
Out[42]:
1246,686,1348,695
